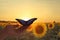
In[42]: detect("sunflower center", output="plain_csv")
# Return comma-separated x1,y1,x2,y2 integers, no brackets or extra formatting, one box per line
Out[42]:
35,25,44,34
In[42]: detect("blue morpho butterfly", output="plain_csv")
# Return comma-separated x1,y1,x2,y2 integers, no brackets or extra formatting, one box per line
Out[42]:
15,18,37,32
16,18,37,26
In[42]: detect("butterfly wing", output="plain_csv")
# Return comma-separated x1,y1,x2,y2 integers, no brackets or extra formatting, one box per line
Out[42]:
16,18,37,26
27,18,37,25
16,18,37,32
16,19,26,26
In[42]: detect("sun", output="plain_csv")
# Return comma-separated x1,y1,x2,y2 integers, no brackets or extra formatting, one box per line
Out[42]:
23,18,30,21
19,17,31,21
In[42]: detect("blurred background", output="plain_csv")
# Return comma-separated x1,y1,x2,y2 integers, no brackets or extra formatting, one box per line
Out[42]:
0,0,60,22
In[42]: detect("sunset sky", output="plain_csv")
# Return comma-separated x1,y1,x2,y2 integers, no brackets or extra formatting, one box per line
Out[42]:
0,0,60,22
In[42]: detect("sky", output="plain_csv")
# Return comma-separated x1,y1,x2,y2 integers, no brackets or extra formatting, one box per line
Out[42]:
0,0,60,22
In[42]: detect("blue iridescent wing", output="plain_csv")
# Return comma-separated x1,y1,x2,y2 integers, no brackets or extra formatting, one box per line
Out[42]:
16,19,26,26
27,18,37,25
16,18,37,26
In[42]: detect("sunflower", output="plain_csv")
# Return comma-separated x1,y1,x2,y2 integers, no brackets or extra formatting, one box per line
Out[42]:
48,23,55,29
32,23,47,38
